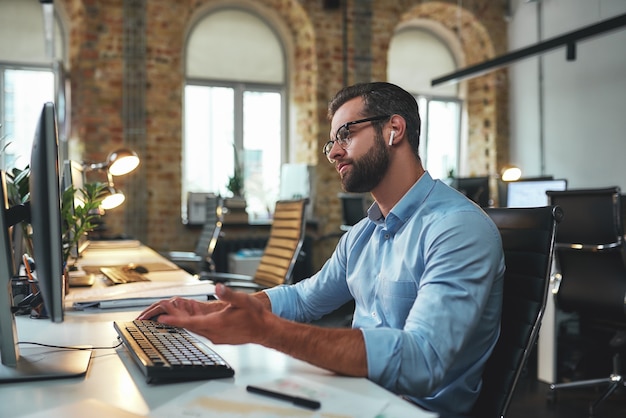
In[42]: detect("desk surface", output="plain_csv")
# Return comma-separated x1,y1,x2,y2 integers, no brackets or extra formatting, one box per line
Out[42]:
2,243,435,417
2,310,434,418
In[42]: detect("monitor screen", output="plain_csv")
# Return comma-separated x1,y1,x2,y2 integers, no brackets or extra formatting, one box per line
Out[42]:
451,176,490,207
339,193,367,229
0,102,92,382
506,179,568,207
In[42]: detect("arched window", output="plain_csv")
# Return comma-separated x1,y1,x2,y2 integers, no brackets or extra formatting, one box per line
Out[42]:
388,26,462,180
0,0,65,170
184,8,286,222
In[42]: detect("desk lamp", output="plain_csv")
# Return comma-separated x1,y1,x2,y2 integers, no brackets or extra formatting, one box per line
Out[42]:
496,165,523,207
86,148,140,176
501,165,522,182
83,148,140,210
100,182,126,210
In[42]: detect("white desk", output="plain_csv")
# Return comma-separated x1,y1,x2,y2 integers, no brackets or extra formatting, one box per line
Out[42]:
75,241,182,273
1,310,435,418
2,243,435,417
66,243,207,309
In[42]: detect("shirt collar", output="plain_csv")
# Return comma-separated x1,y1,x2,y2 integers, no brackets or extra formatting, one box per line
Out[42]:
367,171,435,232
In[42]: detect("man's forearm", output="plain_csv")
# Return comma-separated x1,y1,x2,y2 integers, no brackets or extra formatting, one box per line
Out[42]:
259,314,368,377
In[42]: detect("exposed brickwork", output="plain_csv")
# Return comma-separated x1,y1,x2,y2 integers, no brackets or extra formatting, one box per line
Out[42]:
56,0,507,271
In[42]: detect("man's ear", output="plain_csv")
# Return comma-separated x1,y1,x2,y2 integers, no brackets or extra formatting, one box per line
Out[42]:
388,114,406,141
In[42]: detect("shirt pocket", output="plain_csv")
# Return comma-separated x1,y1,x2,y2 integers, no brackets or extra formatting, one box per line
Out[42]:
379,280,418,328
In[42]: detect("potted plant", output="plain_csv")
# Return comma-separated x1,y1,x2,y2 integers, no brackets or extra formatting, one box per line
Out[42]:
5,165,106,267
60,181,107,265
226,144,244,198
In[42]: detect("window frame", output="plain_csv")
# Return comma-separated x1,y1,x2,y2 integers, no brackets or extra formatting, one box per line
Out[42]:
182,77,287,221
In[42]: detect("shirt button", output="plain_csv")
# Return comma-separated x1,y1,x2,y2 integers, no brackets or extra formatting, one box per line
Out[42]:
372,312,377,317
384,234,390,240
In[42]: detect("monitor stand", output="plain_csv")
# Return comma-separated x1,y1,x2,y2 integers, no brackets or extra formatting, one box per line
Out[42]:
0,345,92,383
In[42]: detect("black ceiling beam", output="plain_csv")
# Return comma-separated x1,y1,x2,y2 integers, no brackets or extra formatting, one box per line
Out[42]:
432,13,626,87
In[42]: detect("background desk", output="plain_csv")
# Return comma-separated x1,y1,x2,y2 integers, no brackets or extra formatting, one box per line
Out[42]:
1,310,435,418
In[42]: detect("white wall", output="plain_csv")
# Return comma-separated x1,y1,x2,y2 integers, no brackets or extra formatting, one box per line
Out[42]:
508,0,626,190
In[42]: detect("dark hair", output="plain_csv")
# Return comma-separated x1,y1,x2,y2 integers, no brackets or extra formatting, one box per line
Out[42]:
328,82,421,159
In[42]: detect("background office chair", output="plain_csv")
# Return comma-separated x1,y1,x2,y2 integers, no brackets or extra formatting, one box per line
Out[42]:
472,206,561,418
201,198,308,291
166,194,223,274
546,187,626,416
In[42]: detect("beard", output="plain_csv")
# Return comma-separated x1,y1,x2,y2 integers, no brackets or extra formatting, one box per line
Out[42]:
341,132,390,193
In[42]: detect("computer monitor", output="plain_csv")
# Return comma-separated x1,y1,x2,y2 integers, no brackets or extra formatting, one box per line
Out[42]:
506,178,568,207
0,102,92,382
338,193,368,230
497,176,554,207
451,176,490,207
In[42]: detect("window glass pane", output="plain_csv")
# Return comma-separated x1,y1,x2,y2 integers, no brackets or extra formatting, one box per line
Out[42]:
417,96,460,180
186,9,284,83
425,100,460,180
243,90,281,220
1,68,54,170
183,85,234,198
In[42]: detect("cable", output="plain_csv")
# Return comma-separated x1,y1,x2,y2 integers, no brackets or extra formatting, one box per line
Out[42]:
17,340,123,351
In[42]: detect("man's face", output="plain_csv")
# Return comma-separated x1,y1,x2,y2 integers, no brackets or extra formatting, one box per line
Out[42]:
340,131,390,193
329,98,391,193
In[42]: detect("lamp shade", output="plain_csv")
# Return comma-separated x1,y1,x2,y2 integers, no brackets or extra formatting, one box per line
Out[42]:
107,149,140,176
100,186,126,210
501,166,522,182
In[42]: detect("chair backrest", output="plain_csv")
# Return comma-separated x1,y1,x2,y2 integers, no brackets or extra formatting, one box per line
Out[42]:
253,199,308,288
472,206,561,418
547,187,622,247
193,195,223,262
546,187,626,319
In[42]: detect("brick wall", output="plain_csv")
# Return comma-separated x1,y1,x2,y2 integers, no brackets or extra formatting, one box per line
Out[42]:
57,0,507,272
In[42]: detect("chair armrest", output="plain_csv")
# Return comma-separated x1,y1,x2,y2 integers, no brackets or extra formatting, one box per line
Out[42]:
167,251,202,262
199,272,264,291
199,271,254,283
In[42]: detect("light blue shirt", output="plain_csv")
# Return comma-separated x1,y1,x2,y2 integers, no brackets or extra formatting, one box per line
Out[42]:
265,172,504,416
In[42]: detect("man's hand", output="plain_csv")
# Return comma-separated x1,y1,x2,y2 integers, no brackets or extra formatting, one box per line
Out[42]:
136,293,227,321
136,284,273,345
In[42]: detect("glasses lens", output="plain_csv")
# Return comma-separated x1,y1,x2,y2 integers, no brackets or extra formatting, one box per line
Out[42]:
336,125,350,146
323,141,333,156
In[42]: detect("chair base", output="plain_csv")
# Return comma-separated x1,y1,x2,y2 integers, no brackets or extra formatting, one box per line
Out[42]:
548,353,625,417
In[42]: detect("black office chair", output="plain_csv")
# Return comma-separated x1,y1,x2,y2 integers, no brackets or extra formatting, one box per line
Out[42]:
472,206,562,418
546,187,626,417
166,194,223,274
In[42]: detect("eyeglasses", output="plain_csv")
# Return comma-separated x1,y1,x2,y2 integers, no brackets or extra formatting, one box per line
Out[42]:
323,115,390,161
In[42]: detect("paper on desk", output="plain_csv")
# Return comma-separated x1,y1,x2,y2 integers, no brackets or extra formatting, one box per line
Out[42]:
18,398,144,418
151,376,388,418
66,280,215,309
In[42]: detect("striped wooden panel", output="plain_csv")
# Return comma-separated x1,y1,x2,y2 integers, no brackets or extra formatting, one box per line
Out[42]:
251,199,307,287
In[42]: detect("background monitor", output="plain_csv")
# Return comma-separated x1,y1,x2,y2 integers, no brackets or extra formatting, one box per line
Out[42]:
338,193,368,231
0,102,91,382
506,178,568,207
451,176,490,207
62,160,89,258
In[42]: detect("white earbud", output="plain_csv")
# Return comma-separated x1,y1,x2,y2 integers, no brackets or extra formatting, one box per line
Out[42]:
388,130,396,146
